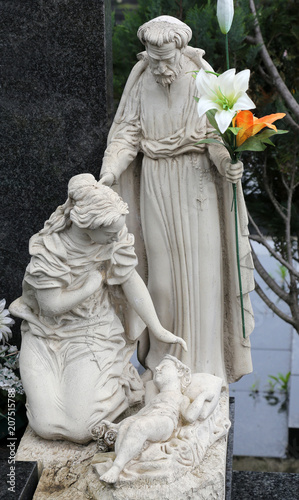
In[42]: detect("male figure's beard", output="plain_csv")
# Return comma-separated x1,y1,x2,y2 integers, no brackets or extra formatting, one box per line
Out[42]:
153,61,183,87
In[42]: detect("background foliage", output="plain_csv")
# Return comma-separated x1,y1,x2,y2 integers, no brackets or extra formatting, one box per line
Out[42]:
112,0,299,235
111,0,299,329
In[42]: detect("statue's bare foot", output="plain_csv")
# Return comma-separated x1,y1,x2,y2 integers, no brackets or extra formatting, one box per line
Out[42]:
100,464,121,483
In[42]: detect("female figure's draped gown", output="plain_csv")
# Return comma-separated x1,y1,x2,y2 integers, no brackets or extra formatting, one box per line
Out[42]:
10,226,144,443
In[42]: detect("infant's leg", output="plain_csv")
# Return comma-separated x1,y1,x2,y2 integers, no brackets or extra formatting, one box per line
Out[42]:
100,416,174,483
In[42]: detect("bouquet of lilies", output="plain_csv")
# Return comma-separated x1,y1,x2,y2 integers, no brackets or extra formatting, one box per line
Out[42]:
195,0,287,163
194,0,288,338
195,68,287,160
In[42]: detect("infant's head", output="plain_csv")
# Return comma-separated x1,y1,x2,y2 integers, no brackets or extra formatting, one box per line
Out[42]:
155,355,192,392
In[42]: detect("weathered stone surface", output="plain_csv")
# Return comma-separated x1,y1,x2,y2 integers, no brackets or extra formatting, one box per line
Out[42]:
32,435,227,500
17,392,229,500
0,0,113,332
16,426,97,476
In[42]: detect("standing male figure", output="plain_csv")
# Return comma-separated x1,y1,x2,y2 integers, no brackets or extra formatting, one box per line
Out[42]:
100,16,254,384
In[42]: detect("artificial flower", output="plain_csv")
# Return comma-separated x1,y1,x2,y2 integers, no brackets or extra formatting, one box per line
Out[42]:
232,110,286,146
196,68,255,134
0,299,14,344
217,0,234,35
105,429,117,446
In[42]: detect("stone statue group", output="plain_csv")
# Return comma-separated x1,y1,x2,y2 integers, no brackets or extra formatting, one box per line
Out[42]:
10,15,254,497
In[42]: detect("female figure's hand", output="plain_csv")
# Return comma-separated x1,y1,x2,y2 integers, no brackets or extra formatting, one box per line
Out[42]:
152,327,188,352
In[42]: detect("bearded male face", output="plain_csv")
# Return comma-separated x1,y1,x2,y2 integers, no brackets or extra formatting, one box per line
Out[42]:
146,42,184,86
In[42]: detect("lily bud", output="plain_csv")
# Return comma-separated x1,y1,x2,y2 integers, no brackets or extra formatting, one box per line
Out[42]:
217,0,234,35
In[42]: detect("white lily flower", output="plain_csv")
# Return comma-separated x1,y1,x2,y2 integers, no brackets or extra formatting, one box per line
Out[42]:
217,0,234,35
0,299,14,344
196,68,255,134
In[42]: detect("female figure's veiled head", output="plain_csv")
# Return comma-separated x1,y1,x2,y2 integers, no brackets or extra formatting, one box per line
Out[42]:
40,174,129,239
68,174,128,230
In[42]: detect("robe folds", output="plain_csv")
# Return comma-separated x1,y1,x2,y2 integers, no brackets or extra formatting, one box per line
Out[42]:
101,47,255,383
10,226,144,443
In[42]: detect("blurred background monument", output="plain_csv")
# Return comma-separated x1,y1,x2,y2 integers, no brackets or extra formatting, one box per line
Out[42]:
0,0,113,323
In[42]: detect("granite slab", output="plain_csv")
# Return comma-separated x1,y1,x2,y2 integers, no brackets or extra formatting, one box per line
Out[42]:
0,0,113,337
225,397,235,500
232,471,299,499
0,459,38,500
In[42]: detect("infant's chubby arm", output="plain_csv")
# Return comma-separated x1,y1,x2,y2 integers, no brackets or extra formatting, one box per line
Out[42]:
180,390,218,424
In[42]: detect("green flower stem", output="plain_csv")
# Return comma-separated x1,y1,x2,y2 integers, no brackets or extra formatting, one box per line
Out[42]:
232,181,246,339
225,34,230,71
221,30,246,339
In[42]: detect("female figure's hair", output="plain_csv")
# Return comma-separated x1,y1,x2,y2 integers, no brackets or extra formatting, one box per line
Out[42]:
40,174,129,236
164,354,192,392
137,16,192,49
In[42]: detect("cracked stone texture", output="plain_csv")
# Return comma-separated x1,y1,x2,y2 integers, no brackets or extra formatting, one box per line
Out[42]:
17,397,229,500
0,0,113,331
32,439,228,500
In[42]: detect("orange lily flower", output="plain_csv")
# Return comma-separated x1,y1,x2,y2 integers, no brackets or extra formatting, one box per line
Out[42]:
232,110,286,146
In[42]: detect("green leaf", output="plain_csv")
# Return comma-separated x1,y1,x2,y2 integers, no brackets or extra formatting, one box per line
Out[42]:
195,139,224,146
206,110,220,133
205,70,221,77
194,96,199,102
235,128,289,152
228,127,241,135
235,137,267,152
256,129,289,141
206,130,222,136
263,139,275,146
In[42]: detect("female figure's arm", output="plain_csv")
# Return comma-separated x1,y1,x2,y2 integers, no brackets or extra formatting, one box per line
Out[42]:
36,270,102,316
121,270,187,351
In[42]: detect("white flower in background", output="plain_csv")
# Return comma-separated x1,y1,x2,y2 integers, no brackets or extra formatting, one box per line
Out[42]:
217,0,234,34
196,68,255,134
0,345,24,394
0,299,14,344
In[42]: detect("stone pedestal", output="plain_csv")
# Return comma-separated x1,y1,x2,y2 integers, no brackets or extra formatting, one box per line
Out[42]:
17,427,228,500
16,395,232,499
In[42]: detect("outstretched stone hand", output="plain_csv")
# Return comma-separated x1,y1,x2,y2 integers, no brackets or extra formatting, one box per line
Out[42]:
153,327,187,352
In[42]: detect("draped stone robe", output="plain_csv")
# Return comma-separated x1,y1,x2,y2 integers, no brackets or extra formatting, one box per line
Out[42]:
10,226,144,443
101,47,255,383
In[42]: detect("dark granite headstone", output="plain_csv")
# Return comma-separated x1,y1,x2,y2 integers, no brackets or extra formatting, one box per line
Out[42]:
226,397,235,500
232,471,299,499
0,0,113,336
0,459,38,500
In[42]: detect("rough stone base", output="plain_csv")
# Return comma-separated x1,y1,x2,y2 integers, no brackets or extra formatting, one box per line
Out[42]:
17,429,227,499
16,426,98,478
16,399,229,499
32,441,226,500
